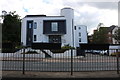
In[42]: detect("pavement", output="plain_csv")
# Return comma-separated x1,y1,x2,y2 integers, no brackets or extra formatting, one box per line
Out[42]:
1,71,120,78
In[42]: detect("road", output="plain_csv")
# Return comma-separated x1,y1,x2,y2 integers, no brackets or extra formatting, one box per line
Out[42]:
2,54,120,71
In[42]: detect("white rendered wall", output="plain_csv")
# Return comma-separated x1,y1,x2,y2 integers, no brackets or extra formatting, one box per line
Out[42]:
32,18,48,43
21,17,66,46
61,8,74,47
33,17,66,43
74,25,88,47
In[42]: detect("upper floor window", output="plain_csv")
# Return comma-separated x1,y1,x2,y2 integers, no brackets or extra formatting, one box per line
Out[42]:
108,32,111,34
29,23,32,29
74,26,76,30
34,22,37,29
51,22,58,31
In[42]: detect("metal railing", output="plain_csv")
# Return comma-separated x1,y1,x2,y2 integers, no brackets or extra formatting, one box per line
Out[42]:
1,48,120,75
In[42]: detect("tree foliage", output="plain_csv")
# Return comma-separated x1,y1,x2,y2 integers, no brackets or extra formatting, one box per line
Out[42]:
2,11,21,46
92,27,108,44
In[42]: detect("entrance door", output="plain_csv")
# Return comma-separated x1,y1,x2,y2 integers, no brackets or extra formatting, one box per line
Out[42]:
49,35,61,43
26,21,33,46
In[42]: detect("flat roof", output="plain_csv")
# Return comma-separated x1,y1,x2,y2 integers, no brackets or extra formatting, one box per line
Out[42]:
61,7,73,10
25,15,64,18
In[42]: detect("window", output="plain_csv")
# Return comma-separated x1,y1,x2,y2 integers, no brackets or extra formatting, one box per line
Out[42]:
34,22,37,29
79,27,81,29
109,37,111,40
79,38,81,42
108,32,111,34
29,23,32,28
51,22,58,31
79,32,81,37
34,35,37,41
29,37,31,41
74,26,76,30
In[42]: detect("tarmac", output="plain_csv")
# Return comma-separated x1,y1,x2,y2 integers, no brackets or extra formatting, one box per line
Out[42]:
1,71,120,78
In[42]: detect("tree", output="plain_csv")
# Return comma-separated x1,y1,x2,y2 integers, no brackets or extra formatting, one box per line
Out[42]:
97,23,105,30
2,11,21,47
113,28,120,43
92,27,108,44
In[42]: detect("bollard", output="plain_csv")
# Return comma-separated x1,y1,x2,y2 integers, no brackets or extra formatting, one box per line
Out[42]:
23,48,25,74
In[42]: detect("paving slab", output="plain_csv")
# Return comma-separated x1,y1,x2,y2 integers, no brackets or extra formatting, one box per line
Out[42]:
2,71,120,78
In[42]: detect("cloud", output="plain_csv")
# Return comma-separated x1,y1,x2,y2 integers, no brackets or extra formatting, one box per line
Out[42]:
23,7,28,13
0,0,118,35
74,4,118,34
74,5,100,34
84,2,118,10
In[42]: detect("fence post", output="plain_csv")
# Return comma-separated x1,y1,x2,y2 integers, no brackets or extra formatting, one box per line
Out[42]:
71,49,73,75
116,49,119,74
23,48,25,74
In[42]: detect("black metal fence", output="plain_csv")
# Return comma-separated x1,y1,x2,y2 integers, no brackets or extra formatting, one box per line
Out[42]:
1,48,120,74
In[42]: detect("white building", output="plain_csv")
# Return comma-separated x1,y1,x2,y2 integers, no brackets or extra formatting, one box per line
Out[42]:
74,25,88,47
21,8,88,47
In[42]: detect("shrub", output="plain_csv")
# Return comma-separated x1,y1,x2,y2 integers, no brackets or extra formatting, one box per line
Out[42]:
61,44,75,50
2,48,16,53
50,49,66,53
2,42,23,53
51,45,75,53
21,51,38,54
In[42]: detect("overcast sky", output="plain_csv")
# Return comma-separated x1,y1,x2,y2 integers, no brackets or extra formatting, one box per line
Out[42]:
0,0,119,35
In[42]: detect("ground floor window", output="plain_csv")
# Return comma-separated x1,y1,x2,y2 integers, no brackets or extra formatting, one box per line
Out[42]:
79,38,81,42
34,35,37,41
49,35,61,43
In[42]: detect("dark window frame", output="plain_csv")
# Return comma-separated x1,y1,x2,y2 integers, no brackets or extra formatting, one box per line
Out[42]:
34,35,37,41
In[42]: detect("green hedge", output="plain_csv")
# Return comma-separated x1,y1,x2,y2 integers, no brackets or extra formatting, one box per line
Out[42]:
21,51,38,54
51,45,75,53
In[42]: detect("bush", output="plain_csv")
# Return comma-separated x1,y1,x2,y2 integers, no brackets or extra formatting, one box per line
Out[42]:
50,49,66,53
2,42,23,53
61,45,75,50
21,51,38,54
2,48,16,53
51,45,75,53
